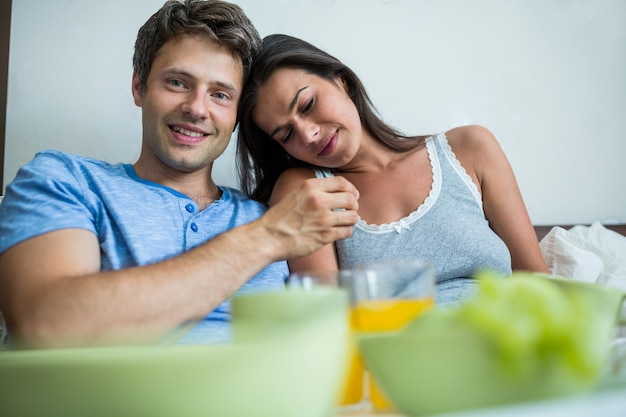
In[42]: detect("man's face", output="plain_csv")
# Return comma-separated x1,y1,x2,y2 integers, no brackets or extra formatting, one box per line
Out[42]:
132,34,243,177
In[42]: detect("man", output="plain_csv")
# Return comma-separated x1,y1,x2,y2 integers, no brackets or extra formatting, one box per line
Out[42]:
0,0,358,349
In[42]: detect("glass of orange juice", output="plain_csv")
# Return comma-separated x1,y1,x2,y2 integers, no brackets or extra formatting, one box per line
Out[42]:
338,260,435,412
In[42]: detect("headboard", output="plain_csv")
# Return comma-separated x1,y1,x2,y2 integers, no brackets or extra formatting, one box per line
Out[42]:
534,224,626,241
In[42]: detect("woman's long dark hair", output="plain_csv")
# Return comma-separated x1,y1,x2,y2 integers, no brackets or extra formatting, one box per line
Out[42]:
236,34,425,203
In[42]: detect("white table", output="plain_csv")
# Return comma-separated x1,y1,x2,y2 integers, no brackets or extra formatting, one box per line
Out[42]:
335,379,626,417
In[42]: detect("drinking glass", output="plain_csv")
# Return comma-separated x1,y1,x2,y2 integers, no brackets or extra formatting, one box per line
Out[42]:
338,260,435,411
286,271,365,408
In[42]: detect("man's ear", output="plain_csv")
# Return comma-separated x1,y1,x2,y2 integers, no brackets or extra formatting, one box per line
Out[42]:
131,71,143,107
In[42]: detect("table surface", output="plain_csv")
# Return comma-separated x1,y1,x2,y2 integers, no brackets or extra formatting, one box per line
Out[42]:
333,378,626,417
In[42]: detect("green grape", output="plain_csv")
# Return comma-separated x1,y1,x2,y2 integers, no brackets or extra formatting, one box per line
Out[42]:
405,270,608,385
458,271,601,381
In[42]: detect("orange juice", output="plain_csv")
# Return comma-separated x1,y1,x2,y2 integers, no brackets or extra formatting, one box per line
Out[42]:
353,298,434,332
336,309,364,406
353,298,435,410
336,326,364,405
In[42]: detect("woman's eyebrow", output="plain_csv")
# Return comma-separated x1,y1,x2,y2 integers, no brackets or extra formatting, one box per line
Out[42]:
270,86,309,138
289,86,309,111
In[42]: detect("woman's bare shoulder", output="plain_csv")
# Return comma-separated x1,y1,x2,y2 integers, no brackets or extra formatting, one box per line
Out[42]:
444,125,505,161
445,124,498,149
276,167,319,184
444,125,509,181
269,167,318,206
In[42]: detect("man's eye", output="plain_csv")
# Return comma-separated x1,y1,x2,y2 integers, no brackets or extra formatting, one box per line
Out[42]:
214,92,228,100
169,79,184,88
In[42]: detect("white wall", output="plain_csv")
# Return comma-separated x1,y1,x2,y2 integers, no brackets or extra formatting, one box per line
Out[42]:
5,0,626,225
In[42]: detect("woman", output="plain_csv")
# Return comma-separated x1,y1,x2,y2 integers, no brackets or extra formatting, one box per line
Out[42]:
236,34,548,304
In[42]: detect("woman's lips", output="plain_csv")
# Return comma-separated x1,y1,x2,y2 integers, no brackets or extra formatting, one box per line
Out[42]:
317,131,338,156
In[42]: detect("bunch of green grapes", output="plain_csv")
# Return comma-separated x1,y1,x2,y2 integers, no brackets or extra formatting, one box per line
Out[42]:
407,271,607,383
458,271,601,380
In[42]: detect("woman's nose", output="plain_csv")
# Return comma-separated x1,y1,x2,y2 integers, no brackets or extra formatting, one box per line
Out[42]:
295,120,320,144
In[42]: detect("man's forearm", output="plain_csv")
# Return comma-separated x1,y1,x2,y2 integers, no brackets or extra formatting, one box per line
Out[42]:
6,223,277,349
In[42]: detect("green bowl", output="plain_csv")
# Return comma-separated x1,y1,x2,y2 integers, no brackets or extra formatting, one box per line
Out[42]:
360,327,597,416
358,275,625,416
0,288,349,417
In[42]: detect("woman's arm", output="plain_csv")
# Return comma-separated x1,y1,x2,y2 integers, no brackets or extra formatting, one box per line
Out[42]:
446,125,549,273
269,168,341,273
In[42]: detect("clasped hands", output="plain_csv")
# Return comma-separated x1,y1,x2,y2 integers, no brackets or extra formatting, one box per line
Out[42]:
260,176,359,260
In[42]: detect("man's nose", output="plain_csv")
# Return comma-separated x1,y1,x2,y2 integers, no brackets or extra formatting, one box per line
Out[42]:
181,90,208,120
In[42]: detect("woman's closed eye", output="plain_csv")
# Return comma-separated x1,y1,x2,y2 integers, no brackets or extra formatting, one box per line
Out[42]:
301,97,315,114
281,128,294,144
280,98,315,144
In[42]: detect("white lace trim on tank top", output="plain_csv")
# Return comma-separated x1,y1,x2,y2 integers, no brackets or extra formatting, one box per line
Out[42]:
314,132,482,234
438,133,482,208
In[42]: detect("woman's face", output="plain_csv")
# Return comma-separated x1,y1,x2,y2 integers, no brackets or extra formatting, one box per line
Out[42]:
252,68,363,168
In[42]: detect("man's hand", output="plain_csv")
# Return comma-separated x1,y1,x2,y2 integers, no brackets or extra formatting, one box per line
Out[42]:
259,176,359,260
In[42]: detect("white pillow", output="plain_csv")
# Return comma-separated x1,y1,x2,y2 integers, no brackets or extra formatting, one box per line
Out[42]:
540,226,604,283
539,222,626,291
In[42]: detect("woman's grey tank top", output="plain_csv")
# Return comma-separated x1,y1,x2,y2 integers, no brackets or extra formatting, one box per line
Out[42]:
314,132,512,305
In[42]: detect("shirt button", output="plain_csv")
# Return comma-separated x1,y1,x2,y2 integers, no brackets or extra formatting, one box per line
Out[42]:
190,223,199,233
185,203,195,213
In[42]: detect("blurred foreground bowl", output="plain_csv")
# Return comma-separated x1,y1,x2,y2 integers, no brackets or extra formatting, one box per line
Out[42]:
0,288,349,417
358,274,625,416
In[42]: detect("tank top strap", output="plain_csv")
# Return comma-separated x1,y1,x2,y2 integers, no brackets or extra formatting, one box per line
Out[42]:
433,132,483,208
313,168,333,179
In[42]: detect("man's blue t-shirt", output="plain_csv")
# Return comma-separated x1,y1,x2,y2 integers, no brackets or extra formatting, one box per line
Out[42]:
0,150,288,344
